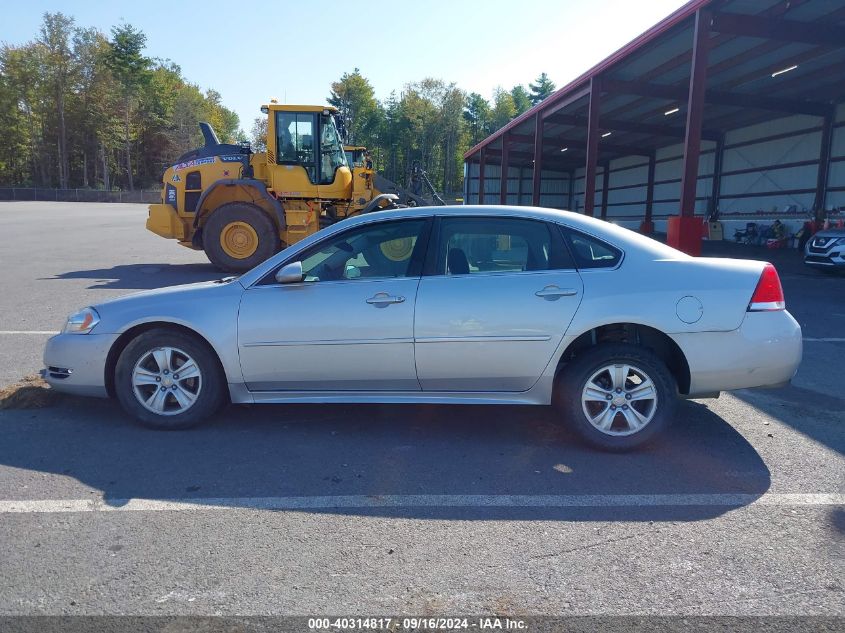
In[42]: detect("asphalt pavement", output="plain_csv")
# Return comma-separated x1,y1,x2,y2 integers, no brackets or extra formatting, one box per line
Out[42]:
0,202,842,622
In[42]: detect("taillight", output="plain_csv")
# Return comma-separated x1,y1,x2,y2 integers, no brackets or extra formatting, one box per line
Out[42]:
748,263,785,311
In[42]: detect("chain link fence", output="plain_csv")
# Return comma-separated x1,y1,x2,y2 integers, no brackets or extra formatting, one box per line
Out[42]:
0,188,160,203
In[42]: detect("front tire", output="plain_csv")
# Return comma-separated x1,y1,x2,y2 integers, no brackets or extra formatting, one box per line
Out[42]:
114,329,227,430
203,202,280,273
555,344,677,451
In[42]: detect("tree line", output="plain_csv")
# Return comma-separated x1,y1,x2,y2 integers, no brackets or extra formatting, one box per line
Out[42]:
0,13,240,190
1,12,557,195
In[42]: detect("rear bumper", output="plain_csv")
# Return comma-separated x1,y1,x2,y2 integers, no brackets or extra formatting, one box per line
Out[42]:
146,203,186,240
42,333,118,398
673,310,802,397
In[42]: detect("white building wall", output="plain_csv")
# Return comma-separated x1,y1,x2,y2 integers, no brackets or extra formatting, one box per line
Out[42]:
719,114,824,213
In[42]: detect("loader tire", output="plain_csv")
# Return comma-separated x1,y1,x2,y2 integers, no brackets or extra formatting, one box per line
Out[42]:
203,202,280,273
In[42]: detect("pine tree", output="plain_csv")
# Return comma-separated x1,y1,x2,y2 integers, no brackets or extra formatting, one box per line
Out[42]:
529,72,556,105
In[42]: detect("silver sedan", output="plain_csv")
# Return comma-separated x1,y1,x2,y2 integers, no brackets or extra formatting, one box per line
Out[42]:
43,206,802,451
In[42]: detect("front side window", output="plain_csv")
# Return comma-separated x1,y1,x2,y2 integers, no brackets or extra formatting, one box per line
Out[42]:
295,219,428,283
276,111,317,181
438,217,572,275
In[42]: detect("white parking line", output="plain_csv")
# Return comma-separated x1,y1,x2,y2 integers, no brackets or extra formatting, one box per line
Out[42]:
803,337,845,343
0,330,58,335
0,493,841,514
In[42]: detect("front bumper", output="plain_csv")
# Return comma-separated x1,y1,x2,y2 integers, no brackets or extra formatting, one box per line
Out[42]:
804,241,845,267
42,333,119,398
672,310,802,397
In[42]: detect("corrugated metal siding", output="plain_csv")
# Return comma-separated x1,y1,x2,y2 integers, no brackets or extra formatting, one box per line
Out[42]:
719,115,825,213
465,110,843,214
827,106,845,207
463,164,570,207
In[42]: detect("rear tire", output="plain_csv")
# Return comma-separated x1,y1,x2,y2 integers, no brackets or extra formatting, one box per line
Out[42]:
114,329,227,430
555,343,677,452
203,202,280,273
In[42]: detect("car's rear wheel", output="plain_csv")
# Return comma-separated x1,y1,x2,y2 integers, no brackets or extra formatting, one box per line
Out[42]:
114,329,226,430
556,343,677,451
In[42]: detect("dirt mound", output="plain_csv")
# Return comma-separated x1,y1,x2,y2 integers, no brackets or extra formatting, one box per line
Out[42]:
0,374,63,410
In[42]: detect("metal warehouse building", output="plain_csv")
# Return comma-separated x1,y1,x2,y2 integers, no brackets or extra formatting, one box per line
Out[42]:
462,0,845,254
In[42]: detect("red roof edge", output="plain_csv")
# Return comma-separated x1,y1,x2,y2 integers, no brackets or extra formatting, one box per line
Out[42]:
463,0,711,160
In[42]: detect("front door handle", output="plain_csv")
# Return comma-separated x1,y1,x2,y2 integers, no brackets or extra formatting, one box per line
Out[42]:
366,293,405,305
535,285,578,298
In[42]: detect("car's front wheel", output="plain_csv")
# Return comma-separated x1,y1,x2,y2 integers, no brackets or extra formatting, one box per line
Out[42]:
556,343,677,451
114,329,227,430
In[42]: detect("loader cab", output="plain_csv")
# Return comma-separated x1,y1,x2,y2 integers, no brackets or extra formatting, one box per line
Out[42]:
344,146,370,169
265,104,353,199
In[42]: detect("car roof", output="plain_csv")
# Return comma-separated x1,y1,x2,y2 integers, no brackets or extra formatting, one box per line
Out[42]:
359,204,688,256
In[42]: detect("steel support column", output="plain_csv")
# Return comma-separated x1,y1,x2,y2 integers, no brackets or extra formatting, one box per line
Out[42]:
600,161,610,220
814,109,835,212
532,113,543,206
708,134,724,219
671,8,710,256
680,9,710,218
583,77,601,216
477,149,486,204
641,151,656,234
499,134,510,205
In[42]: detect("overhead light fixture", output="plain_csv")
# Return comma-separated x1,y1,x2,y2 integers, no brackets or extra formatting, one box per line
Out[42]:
601,132,612,138
771,64,798,78
664,107,680,116
560,147,569,152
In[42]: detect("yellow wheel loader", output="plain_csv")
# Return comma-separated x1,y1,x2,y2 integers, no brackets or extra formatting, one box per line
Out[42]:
146,103,433,272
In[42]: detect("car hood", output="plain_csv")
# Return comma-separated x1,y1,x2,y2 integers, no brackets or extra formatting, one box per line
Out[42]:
812,228,845,238
89,277,245,334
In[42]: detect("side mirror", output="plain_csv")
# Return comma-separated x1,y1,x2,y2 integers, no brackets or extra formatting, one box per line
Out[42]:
275,261,304,284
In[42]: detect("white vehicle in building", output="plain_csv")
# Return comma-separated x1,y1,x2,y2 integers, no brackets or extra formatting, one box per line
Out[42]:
804,227,845,271
42,206,802,451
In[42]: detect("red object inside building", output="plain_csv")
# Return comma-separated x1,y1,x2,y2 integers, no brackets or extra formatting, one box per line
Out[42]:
667,216,704,256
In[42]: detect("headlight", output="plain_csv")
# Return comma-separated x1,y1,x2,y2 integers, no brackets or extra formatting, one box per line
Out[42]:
836,237,845,246
63,307,100,334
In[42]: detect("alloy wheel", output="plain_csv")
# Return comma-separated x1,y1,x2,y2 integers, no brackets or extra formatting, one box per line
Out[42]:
580,363,658,436
132,346,202,416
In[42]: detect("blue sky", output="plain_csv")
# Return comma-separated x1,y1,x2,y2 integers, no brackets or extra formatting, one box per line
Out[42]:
1,0,689,132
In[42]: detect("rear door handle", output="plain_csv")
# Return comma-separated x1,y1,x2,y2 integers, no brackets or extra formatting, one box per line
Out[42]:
366,293,405,305
535,285,578,298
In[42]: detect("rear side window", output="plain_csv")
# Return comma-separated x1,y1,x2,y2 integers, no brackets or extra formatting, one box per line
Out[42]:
563,229,622,269
437,217,573,275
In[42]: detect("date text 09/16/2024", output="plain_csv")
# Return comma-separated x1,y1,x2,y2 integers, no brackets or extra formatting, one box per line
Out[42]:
307,617,528,631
